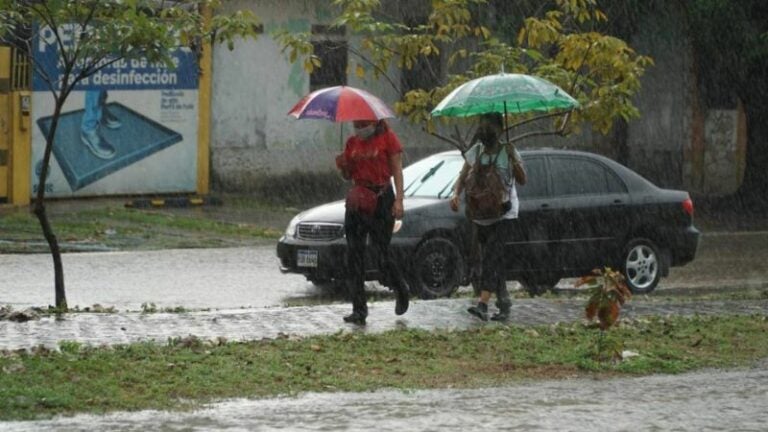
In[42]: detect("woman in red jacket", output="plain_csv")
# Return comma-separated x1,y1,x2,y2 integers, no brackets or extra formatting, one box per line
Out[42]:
335,119,409,325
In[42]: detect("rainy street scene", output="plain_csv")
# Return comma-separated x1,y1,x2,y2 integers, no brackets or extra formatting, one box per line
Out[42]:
2,1,768,431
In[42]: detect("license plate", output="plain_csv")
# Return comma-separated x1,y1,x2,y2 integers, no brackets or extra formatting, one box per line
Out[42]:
297,249,318,267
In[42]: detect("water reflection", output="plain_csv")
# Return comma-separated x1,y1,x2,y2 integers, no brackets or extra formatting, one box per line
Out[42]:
4,366,766,431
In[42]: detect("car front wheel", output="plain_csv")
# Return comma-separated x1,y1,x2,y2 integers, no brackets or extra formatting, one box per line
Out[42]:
409,237,464,299
622,238,661,294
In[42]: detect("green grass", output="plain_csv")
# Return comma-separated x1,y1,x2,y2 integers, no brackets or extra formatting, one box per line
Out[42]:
0,206,281,252
1,314,766,420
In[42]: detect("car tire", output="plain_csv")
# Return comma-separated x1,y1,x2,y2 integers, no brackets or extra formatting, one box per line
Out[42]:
622,238,661,294
409,237,464,299
518,274,560,297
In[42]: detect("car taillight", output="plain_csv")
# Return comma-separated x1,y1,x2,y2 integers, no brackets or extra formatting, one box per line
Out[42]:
682,198,694,217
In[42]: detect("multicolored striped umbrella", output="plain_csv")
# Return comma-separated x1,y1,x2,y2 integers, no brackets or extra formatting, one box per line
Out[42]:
288,85,395,122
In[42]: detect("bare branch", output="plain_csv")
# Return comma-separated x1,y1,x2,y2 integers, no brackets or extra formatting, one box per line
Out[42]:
346,45,400,94
425,128,465,152
506,129,567,144
505,109,574,131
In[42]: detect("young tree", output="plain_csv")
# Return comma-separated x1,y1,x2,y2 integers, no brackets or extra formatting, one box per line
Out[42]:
0,0,260,310
276,0,652,149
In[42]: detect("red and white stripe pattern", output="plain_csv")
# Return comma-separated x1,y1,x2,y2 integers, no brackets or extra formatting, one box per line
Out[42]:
288,85,395,122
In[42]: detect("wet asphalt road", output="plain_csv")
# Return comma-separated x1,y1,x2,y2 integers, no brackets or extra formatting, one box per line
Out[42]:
1,231,767,352
2,231,767,311
0,247,314,310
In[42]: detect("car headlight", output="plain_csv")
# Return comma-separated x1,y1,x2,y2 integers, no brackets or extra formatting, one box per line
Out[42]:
285,214,302,238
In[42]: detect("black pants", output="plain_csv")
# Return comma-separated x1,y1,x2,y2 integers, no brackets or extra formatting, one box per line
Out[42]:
475,220,512,311
344,186,406,317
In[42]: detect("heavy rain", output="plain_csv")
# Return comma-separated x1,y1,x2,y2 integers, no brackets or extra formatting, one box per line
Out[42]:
2,0,768,430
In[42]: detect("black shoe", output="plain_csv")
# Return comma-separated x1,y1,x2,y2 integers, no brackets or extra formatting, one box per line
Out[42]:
490,311,509,322
467,302,489,321
343,313,366,325
395,282,410,316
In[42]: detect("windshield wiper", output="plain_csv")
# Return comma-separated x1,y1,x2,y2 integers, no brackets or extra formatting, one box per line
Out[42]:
437,176,457,199
420,161,444,183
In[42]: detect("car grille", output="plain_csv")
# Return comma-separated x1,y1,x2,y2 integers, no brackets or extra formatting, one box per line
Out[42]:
296,223,344,241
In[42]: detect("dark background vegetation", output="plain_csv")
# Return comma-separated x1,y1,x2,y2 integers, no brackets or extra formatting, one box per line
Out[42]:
491,0,768,214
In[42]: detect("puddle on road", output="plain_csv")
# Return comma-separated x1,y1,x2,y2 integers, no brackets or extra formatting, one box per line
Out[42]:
4,366,766,431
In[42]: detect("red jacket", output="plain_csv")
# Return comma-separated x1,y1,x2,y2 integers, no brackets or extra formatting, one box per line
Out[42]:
341,129,402,186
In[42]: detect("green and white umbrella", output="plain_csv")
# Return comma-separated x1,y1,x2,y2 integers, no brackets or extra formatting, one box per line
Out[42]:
431,73,579,118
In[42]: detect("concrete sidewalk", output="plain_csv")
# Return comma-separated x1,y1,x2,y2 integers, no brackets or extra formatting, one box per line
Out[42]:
2,297,767,352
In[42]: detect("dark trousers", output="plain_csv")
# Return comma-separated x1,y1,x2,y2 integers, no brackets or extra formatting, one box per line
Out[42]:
475,220,512,311
344,186,405,317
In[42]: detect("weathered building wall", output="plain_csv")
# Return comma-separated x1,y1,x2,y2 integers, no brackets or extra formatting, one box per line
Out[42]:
623,3,692,189
211,1,746,199
211,0,446,200
621,3,745,194
698,106,747,195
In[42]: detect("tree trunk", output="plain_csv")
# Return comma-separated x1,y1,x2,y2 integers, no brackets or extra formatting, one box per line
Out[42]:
737,98,768,210
33,98,67,311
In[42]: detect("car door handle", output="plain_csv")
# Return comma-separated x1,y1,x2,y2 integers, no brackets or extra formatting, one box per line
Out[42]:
611,199,625,206
540,203,553,212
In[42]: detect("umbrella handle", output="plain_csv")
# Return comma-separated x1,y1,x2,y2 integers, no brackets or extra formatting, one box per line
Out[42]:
503,101,510,145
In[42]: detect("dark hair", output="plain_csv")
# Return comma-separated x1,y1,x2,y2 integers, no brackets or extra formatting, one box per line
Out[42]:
374,119,390,135
481,112,504,129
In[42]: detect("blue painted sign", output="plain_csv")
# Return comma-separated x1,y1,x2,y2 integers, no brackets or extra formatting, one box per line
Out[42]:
32,24,198,91
30,23,200,198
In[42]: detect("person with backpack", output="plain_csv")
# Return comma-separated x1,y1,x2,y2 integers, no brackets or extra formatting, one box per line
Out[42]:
449,113,527,321
335,119,410,325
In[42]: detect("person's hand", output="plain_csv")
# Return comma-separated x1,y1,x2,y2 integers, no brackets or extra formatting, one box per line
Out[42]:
392,198,404,219
336,154,352,179
449,194,460,212
335,154,347,170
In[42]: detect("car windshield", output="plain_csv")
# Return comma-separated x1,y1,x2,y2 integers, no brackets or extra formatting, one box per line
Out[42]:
403,153,463,198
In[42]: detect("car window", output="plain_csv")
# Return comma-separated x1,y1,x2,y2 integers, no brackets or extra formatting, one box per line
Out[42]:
403,154,464,198
605,168,627,193
517,156,547,199
550,156,626,196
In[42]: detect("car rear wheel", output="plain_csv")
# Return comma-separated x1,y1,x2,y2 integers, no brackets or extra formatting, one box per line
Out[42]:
409,237,463,299
518,273,560,296
622,238,661,294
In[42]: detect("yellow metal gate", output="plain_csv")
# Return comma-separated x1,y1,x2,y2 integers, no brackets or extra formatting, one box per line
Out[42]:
0,45,31,205
0,46,10,202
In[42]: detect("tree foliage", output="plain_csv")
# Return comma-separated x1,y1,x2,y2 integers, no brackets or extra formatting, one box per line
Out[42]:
276,0,652,148
0,0,260,309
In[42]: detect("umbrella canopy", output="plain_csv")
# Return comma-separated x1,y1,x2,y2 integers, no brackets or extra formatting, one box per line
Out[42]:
288,85,395,122
431,73,579,118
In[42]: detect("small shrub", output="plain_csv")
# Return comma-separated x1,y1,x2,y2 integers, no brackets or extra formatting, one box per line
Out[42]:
577,267,633,361
578,267,632,330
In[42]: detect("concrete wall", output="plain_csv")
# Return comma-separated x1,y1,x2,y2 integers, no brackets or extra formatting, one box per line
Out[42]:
211,0,446,200
620,4,745,194
211,1,746,199
623,4,692,190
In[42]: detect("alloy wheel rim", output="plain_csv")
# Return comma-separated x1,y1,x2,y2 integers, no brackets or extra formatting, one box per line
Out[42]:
423,251,451,291
626,244,658,290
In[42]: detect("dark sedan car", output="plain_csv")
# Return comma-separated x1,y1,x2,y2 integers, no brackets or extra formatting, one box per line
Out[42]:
277,149,700,297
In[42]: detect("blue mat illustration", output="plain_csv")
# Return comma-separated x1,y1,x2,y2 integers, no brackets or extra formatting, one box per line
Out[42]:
37,102,183,191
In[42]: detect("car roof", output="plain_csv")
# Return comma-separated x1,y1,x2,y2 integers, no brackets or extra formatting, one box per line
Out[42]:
422,148,657,191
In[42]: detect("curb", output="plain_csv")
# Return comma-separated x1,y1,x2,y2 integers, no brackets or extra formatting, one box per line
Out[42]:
553,281,768,297
124,196,223,209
